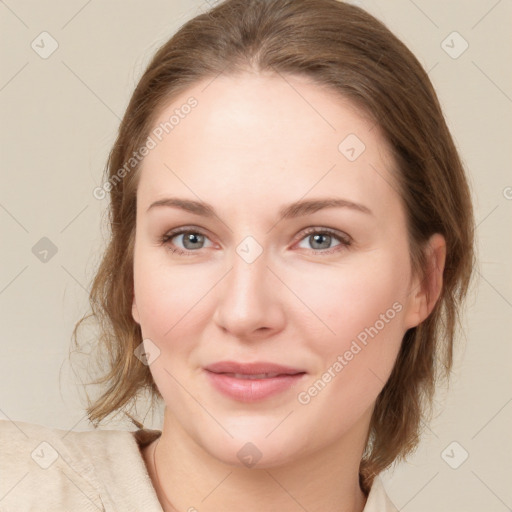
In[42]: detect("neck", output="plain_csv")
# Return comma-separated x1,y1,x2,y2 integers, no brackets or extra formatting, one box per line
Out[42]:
144,408,371,512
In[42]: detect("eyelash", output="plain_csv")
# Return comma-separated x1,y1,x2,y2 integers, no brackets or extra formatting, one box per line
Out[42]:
159,226,352,257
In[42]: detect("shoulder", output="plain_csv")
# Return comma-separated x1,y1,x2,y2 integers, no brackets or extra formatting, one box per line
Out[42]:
0,418,105,511
363,474,398,512
0,418,163,512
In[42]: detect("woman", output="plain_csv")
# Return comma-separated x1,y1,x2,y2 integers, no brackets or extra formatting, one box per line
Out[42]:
0,0,474,510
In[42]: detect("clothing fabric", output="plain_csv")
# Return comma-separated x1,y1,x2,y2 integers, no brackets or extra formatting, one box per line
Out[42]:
0,419,398,511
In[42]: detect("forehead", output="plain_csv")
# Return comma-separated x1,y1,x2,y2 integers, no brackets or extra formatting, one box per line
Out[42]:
137,72,401,218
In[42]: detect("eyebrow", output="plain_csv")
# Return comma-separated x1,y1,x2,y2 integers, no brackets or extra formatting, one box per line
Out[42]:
146,196,373,218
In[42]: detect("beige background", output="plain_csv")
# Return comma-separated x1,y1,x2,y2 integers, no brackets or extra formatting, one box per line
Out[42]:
1,0,511,510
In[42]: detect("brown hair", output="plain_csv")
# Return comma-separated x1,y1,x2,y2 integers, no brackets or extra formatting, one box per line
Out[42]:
72,0,475,494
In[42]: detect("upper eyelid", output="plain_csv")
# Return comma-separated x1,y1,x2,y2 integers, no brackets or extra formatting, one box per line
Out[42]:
164,226,351,246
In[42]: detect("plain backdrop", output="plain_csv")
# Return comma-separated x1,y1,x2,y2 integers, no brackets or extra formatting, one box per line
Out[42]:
0,1,511,510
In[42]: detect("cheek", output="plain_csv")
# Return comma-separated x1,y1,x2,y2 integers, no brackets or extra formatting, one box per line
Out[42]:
303,253,408,350
133,250,206,340
132,256,209,400
277,271,406,455
293,252,408,422
299,256,407,393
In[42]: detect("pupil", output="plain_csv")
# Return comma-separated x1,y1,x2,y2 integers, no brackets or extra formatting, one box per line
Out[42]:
184,233,202,249
312,233,330,249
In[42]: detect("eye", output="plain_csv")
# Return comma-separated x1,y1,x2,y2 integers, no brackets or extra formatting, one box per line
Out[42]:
160,227,214,256
295,227,352,255
160,226,352,256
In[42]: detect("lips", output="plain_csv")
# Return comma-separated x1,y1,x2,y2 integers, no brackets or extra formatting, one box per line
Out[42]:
204,361,306,377
203,361,307,401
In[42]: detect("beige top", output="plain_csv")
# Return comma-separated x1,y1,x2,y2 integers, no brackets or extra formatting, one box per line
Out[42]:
0,419,398,511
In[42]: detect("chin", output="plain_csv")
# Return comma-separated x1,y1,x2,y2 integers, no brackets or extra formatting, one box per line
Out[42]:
194,423,310,470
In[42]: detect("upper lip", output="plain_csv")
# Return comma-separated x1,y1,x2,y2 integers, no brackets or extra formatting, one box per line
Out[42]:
204,361,306,375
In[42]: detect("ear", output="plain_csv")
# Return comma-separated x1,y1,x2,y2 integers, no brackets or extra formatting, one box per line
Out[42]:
403,233,446,330
132,289,140,325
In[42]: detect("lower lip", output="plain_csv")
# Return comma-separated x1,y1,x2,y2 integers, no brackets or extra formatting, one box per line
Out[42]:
204,370,306,402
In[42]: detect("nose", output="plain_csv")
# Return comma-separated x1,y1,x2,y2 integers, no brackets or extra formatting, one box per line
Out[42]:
212,248,286,341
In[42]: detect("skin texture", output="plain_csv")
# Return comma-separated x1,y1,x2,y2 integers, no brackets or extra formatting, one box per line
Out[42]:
131,72,446,512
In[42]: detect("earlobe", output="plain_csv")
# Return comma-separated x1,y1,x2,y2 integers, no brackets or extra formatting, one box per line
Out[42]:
403,233,446,329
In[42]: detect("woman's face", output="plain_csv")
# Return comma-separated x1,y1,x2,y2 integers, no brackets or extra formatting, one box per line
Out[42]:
131,72,428,467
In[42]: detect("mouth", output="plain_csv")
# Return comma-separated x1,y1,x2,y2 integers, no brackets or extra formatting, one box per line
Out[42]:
203,361,307,402
204,360,306,376
215,372,304,379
